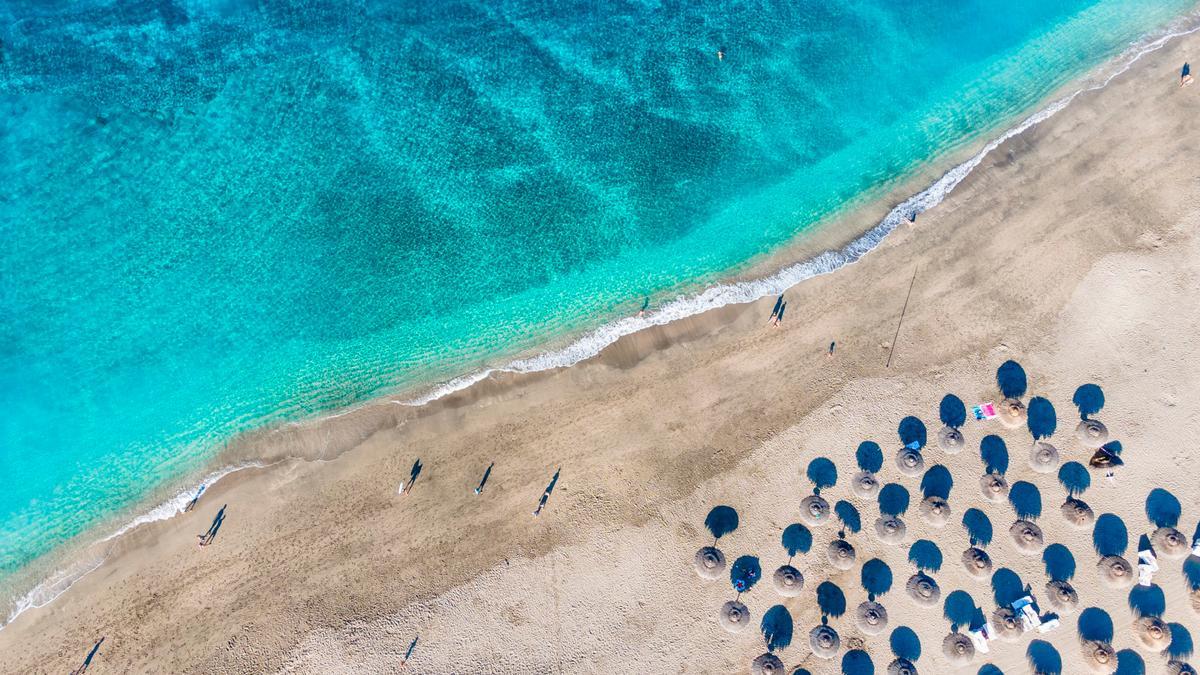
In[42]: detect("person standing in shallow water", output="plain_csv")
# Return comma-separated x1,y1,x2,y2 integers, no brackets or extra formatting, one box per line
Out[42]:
184,483,206,512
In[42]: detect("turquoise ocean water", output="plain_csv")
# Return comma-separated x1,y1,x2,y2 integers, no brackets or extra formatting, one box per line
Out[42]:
0,0,1194,616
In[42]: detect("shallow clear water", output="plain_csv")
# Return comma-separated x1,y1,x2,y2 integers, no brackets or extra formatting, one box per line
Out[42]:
0,0,1192,585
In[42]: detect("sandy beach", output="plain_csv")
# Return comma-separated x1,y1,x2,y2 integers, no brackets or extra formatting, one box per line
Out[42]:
5,21,1200,675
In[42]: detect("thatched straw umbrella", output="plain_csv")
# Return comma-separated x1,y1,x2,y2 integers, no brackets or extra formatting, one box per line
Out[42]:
942,632,975,666
1009,520,1045,554
693,546,726,579
896,448,924,477
719,600,751,633
1075,419,1109,448
979,473,1009,503
827,539,857,570
1060,498,1094,528
1096,555,1134,589
1152,526,1190,559
997,397,1027,429
800,495,831,526
887,658,917,675
919,496,951,527
874,516,907,544
1045,580,1079,613
906,573,941,606
855,601,888,635
938,425,965,454
751,653,786,675
809,625,840,659
773,565,805,597
1080,640,1117,674
1028,442,1060,473
961,547,992,579
990,607,1023,642
1167,660,1199,675
851,471,880,498
1134,616,1172,653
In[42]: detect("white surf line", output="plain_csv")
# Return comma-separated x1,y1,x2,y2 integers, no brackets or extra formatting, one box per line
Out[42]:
402,17,1200,409
1,460,271,630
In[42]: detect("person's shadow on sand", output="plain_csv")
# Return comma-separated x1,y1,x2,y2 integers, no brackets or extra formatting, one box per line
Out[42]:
69,636,104,675
198,505,227,547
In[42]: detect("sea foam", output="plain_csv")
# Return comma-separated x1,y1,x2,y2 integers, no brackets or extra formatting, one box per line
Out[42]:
404,15,1200,408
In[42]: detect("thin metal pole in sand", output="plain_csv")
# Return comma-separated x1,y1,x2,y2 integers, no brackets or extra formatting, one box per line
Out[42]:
886,268,918,368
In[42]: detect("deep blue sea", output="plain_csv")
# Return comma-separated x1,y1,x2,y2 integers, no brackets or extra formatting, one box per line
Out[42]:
0,0,1194,617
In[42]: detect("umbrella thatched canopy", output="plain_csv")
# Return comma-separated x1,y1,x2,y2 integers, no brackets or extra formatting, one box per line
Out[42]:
990,607,1023,642
906,573,941,606
1060,498,1094,527
851,471,880,498
1080,640,1116,674
827,539,857,570
1096,555,1134,589
961,547,992,579
751,653,786,675
1167,661,1199,675
1134,616,1172,653
1045,580,1078,613
720,600,751,632
887,658,916,675
979,473,1009,503
942,632,975,666
1152,526,1190,558
1009,520,1045,554
800,495,830,526
896,448,924,477
874,516,907,544
809,625,840,659
773,565,805,597
1075,419,1109,448
919,496,951,527
938,425,965,454
998,397,1027,429
693,546,726,579
1028,442,1060,473
855,601,889,635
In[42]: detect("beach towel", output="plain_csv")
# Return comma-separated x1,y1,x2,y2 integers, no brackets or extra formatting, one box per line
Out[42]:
972,402,997,420
904,440,922,450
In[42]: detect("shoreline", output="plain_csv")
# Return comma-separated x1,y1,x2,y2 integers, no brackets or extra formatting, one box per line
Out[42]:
5,7,1200,634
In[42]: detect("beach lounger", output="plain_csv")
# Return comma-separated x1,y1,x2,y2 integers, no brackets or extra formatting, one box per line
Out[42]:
1037,617,1060,633
1191,540,1200,557
968,621,994,653
1137,549,1159,586
1012,596,1041,632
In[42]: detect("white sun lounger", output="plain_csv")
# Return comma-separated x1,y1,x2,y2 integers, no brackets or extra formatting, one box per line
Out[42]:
1012,596,1041,631
968,621,993,653
1137,549,1159,586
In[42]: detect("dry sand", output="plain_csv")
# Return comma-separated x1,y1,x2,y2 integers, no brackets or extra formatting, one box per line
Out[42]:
4,24,1200,675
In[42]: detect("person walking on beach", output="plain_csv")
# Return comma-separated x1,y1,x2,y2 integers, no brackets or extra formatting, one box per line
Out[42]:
70,637,104,675
533,468,561,517
399,636,418,668
768,294,783,326
773,301,787,327
198,504,226,547
474,462,494,495
827,341,836,359
184,483,206,512
637,297,649,318
399,459,422,496
1182,63,1193,87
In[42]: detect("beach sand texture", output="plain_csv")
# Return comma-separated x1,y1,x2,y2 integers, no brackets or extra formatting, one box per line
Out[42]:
5,23,1200,675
